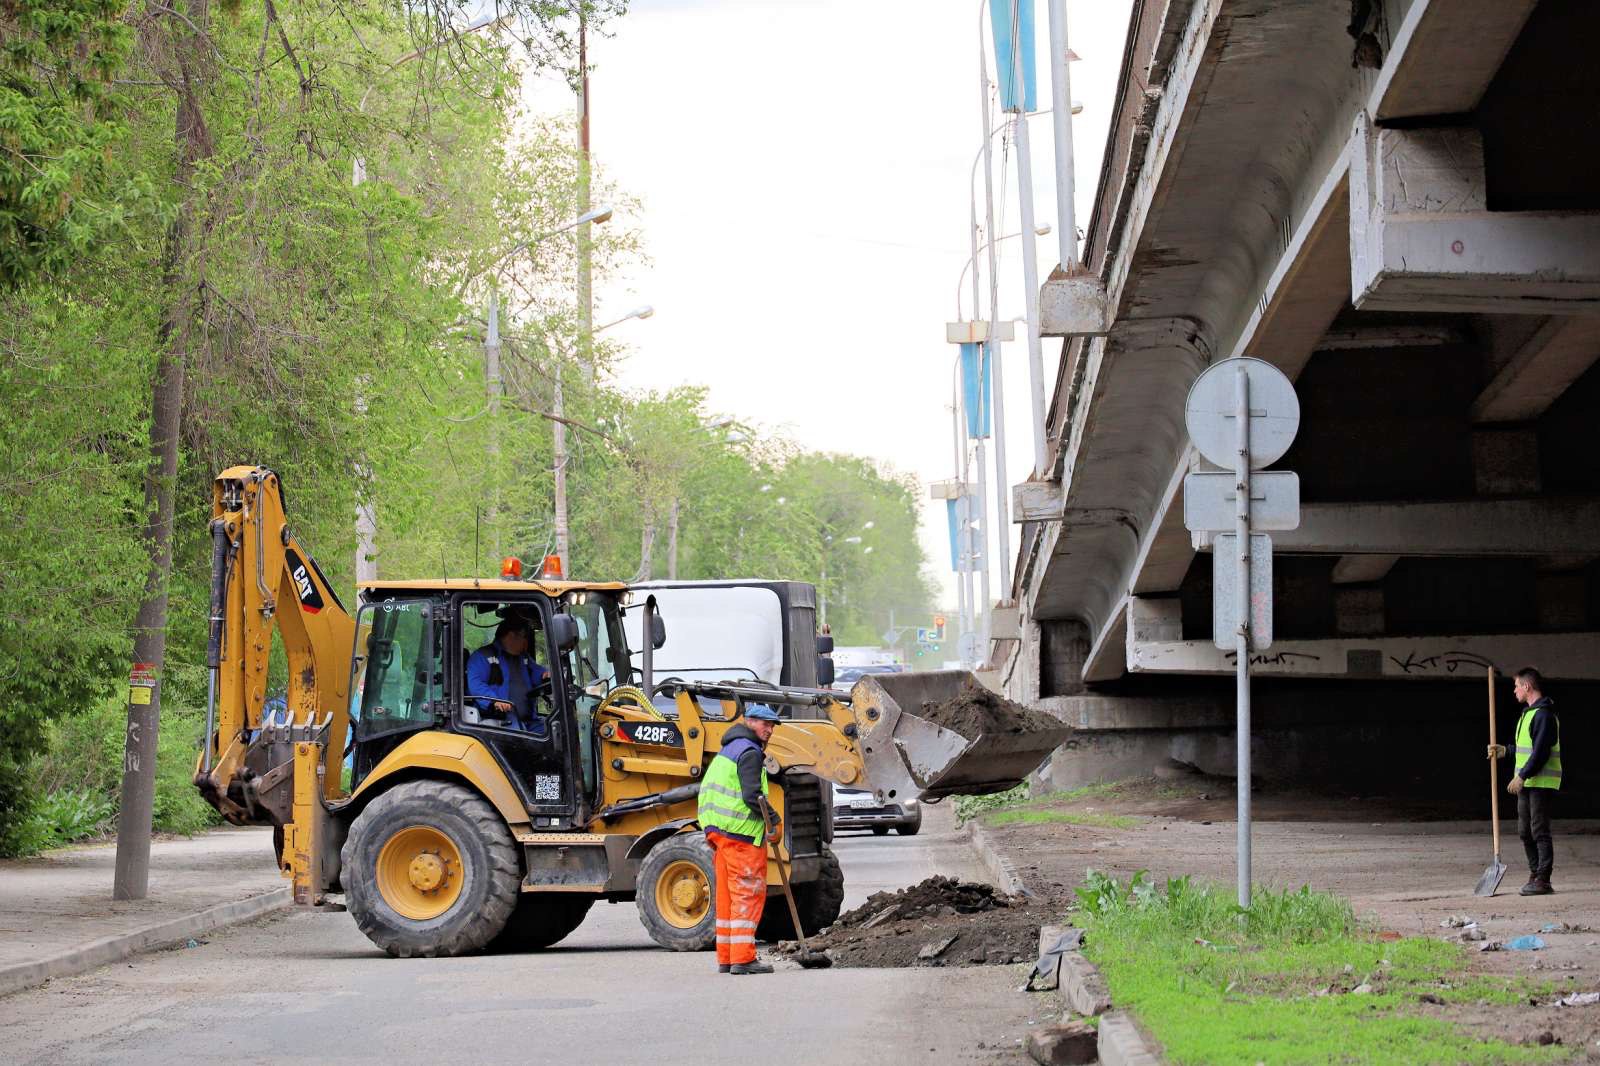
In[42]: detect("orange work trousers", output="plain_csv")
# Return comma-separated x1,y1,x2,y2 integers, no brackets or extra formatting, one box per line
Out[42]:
709,832,767,966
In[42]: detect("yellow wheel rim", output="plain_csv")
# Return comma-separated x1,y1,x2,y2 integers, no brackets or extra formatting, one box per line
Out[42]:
655,858,710,929
376,825,465,920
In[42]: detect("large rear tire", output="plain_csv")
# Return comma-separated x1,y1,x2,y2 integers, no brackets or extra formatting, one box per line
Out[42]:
636,833,716,951
756,845,844,941
342,779,521,958
493,894,595,952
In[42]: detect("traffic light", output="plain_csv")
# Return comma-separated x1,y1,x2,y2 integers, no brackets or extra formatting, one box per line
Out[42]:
933,614,947,641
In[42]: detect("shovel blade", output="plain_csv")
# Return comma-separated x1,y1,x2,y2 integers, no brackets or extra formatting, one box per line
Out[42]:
1474,857,1507,897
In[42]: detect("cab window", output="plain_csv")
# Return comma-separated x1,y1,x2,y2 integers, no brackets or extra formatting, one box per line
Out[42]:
460,601,554,732
351,599,436,741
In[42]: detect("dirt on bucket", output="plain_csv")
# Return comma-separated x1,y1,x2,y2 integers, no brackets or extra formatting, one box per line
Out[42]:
778,875,1045,969
917,678,1064,740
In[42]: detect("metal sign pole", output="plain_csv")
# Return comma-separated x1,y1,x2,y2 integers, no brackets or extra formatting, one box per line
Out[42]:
1233,363,1252,908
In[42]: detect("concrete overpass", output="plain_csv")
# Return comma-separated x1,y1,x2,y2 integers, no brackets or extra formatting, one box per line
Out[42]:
990,0,1600,799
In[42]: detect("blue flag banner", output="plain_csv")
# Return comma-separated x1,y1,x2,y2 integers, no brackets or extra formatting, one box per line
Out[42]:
989,0,1038,113
960,341,992,439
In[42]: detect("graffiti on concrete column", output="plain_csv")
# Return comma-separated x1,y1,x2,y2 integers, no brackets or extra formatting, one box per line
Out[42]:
1222,650,1323,668
1389,649,1495,675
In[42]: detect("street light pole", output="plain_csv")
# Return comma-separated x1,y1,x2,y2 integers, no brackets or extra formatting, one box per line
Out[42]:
1007,0,1050,477
978,4,1015,602
1046,0,1078,270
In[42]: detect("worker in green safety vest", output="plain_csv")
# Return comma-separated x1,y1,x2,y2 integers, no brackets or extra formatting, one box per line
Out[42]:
1488,667,1561,896
699,703,782,974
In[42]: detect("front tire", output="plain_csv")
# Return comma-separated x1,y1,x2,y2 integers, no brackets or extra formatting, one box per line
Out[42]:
341,779,521,958
756,846,844,941
871,825,890,836
636,833,717,951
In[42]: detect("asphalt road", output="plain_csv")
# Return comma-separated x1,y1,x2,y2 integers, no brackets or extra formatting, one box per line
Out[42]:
0,807,1048,1065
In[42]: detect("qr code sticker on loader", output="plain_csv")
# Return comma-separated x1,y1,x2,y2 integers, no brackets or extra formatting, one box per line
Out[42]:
535,775,561,801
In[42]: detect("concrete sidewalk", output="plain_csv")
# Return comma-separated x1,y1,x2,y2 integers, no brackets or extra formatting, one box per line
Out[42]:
0,827,286,995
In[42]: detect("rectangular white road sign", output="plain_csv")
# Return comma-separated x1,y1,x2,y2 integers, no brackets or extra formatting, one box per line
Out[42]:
1213,533,1273,652
1184,471,1300,533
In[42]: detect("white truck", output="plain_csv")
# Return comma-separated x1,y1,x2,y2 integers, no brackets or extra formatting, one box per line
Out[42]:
621,579,835,692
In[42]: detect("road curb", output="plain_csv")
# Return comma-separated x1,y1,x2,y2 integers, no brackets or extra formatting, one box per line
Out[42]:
0,887,292,998
1097,1011,1164,1066
965,818,1032,897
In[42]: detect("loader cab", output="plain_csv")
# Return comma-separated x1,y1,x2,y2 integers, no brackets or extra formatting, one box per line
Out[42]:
350,579,636,830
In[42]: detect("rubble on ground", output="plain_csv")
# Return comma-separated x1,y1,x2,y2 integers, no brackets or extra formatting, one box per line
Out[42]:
776,875,1042,969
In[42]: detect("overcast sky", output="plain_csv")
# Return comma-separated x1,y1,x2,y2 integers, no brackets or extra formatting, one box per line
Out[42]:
522,0,1133,617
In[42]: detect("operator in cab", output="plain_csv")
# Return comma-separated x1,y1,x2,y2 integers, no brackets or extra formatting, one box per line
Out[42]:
466,618,550,735
699,703,783,975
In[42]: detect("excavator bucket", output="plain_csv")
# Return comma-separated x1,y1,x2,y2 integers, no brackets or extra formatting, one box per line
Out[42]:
848,670,1071,804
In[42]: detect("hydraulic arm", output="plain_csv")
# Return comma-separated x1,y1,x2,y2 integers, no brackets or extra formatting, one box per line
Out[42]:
193,466,354,899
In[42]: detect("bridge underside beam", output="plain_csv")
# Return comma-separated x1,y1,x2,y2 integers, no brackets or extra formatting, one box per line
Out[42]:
1270,499,1600,557
1127,630,1600,682
1350,120,1600,315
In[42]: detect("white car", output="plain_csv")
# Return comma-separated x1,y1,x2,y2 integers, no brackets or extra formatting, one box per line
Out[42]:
831,781,921,836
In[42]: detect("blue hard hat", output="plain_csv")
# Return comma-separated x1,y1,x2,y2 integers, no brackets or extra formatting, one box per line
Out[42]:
743,703,782,722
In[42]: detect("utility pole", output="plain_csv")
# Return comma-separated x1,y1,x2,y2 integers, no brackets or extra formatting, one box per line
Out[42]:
353,156,378,585
555,13,593,578
485,285,502,559
1008,0,1050,476
980,13,1014,595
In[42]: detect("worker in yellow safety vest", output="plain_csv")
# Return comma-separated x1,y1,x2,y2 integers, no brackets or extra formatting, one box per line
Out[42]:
698,703,782,974
1489,667,1562,896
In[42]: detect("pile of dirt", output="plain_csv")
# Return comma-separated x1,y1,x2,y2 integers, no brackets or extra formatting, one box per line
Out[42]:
778,876,1045,969
918,678,1064,740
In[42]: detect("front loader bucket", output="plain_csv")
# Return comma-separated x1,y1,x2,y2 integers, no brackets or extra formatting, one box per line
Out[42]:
849,671,1071,803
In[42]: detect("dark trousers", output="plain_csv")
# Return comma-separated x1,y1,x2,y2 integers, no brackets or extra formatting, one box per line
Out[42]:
1517,786,1555,881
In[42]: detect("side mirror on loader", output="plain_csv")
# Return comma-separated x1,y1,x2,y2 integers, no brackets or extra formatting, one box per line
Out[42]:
649,614,666,650
550,614,580,653
816,633,834,654
816,655,835,688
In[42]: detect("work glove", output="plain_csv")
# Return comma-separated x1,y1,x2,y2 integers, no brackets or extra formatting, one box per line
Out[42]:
1486,743,1506,759
763,808,782,841
1507,775,1524,795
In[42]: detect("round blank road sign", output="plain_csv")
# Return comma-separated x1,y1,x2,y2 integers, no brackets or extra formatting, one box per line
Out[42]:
1184,357,1300,470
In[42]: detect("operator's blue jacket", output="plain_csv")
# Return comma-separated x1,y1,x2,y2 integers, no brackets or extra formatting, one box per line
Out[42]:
465,640,549,731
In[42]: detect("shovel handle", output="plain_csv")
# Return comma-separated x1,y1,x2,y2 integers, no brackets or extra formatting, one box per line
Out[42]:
1488,667,1500,858
760,798,812,951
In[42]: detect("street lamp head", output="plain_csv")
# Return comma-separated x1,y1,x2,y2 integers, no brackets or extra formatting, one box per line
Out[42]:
580,206,614,226
631,304,655,320
723,430,747,444
1035,223,1053,236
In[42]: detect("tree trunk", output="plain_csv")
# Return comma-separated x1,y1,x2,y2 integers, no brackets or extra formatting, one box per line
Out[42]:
113,0,213,901
635,516,656,583
666,498,679,580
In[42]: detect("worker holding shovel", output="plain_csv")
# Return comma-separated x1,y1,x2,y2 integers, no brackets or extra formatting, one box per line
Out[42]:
1489,668,1562,896
699,703,783,974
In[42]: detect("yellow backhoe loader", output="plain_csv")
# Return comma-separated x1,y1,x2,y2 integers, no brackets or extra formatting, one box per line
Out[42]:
194,466,1069,957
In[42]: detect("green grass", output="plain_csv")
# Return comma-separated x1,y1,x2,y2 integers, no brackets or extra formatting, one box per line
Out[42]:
1074,871,1566,1065
984,809,1137,830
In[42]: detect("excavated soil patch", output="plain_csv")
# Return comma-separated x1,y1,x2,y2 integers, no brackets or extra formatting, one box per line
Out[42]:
918,679,1064,740
778,876,1045,969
